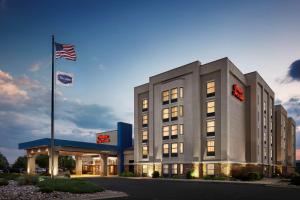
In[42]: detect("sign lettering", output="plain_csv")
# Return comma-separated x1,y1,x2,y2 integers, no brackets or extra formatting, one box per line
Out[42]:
97,135,110,144
232,84,244,101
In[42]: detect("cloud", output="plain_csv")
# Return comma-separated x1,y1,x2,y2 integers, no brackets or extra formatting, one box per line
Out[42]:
0,70,29,106
29,63,41,72
288,60,300,81
0,69,121,163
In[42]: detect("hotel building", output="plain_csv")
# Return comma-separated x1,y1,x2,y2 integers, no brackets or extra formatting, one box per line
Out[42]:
134,57,296,177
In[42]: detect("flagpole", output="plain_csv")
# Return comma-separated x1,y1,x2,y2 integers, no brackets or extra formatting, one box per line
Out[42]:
51,35,55,179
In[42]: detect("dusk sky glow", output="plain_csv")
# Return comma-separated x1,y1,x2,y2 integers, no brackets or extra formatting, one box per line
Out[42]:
0,0,300,163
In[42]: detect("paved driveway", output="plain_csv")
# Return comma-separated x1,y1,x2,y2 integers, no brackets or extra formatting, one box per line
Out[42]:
84,177,300,200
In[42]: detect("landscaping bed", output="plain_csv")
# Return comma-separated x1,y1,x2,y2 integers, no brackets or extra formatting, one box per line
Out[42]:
0,174,127,199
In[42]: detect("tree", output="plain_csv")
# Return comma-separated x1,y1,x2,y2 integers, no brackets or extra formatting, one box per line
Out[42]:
36,155,49,168
12,156,27,171
59,156,75,172
0,152,9,170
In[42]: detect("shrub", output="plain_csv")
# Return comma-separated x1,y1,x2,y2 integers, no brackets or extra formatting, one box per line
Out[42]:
186,170,194,179
152,171,159,178
37,178,104,194
231,167,262,181
120,171,135,177
203,175,227,180
291,176,300,185
0,178,8,186
17,175,39,185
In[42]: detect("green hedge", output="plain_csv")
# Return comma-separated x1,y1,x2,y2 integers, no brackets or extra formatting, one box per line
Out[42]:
17,174,39,185
0,173,21,181
0,178,8,186
120,171,135,177
37,178,104,194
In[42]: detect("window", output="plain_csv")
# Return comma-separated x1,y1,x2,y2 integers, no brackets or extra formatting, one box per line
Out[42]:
171,125,178,139
179,142,184,153
142,130,148,143
179,124,184,135
207,101,215,117
263,101,266,113
163,143,169,157
142,115,148,127
142,99,148,111
179,87,184,98
171,106,178,121
162,108,169,122
172,164,178,175
207,119,215,136
163,164,169,175
162,126,169,140
162,90,169,105
207,140,215,156
171,88,178,103
207,164,214,175
263,116,266,128
179,105,184,117
142,165,148,175
179,164,183,175
142,146,148,158
207,81,215,97
171,143,178,157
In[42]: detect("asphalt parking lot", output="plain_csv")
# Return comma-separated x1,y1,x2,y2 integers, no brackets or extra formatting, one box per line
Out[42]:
85,177,300,200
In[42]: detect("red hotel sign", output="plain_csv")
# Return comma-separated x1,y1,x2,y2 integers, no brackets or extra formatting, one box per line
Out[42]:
97,135,110,144
232,84,244,102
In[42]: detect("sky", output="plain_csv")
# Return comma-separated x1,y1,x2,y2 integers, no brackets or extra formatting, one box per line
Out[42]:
0,0,300,163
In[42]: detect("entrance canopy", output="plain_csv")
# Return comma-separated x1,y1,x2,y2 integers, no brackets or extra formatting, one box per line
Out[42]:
19,138,119,154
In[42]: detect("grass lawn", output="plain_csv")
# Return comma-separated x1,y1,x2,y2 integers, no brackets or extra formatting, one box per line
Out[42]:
37,177,104,193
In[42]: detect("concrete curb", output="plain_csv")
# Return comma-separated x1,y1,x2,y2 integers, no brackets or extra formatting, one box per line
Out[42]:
114,176,300,189
66,190,128,200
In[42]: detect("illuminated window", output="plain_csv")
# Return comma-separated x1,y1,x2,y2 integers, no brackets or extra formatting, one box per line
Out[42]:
142,130,148,143
163,143,169,157
163,164,169,175
171,106,178,120
179,124,184,135
142,99,148,111
207,81,215,97
162,126,169,140
162,90,169,104
179,105,184,117
142,146,148,158
207,164,214,175
171,143,178,157
142,164,148,174
172,164,178,175
207,119,215,136
142,115,148,127
162,108,169,122
179,87,184,98
207,101,215,117
171,88,178,103
207,140,215,156
171,125,178,139
179,164,183,174
179,142,184,153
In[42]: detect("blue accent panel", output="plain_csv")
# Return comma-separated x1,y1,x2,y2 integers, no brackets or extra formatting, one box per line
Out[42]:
117,122,132,173
18,138,118,152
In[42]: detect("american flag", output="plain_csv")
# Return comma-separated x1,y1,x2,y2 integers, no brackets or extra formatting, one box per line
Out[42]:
55,43,76,61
